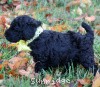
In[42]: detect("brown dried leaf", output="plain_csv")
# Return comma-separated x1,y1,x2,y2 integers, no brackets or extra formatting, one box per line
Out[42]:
33,0,38,6
92,71,100,87
8,43,17,47
8,57,21,70
94,29,100,36
2,5,8,11
17,51,27,58
85,15,95,22
3,60,9,67
77,78,91,85
13,58,29,70
0,53,2,57
47,17,62,24
66,0,80,12
18,70,30,76
54,82,62,87
50,24,68,32
12,1,21,6
45,13,52,18
1,42,8,48
77,82,83,87
18,65,34,78
0,64,3,70
43,74,52,84
0,74,4,79
8,70,19,77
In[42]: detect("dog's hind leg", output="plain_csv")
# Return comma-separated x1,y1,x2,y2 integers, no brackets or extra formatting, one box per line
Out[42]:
35,61,48,73
78,38,98,75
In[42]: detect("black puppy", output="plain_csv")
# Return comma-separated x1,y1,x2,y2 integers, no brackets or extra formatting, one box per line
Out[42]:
5,15,98,75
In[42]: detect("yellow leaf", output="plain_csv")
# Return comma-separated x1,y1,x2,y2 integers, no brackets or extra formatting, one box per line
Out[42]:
17,40,32,52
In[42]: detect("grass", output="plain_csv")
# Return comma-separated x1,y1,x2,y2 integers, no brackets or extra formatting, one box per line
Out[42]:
0,0,100,87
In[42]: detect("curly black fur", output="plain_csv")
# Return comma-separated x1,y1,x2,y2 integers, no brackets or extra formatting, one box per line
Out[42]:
5,15,98,75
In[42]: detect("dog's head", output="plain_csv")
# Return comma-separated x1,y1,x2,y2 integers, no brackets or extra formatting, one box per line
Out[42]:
5,15,41,42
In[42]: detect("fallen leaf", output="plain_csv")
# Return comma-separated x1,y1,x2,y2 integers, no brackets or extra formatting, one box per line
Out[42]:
66,0,92,12
77,82,83,87
15,4,21,10
8,57,28,70
66,0,80,12
0,0,7,4
85,15,95,22
0,64,3,70
8,43,17,47
24,1,30,6
18,51,27,57
94,29,100,36
49,24,68,32
77,78,91,85
13,58,29,70
12,1,21,6
1,42,8,48
0,74,4,84
1,5,8,11
43,74,52,84
92,71,100,87
77,7,83,15
0,74,4,79
3,60,8,67
18,64,34,78
32,0,38,6
8,70,19,77
47,17,62,24
45,13,52,18
0,53,2,57
18,70,30,76
1,16,6,24
54,82,62,87
81,0,92,6
18,65,34,78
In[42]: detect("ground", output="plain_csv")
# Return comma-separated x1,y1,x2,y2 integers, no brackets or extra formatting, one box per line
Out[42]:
0,0,100,87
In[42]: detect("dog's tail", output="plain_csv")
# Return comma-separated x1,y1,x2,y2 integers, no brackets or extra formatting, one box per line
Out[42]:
82,22,94,36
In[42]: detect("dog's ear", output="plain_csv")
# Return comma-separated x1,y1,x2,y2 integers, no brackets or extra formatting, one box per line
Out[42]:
27,19,42,28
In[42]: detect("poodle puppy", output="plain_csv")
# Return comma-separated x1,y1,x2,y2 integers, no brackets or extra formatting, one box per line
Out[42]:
5,15,98,75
